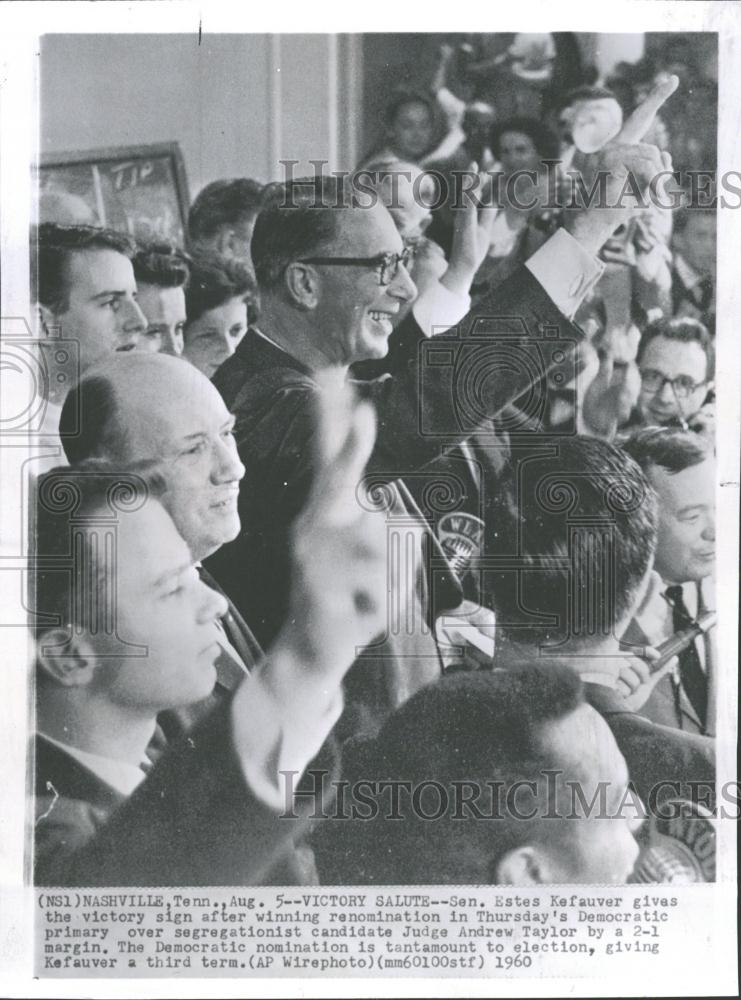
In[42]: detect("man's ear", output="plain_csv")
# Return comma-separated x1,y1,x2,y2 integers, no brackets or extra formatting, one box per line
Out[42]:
495,845,551,885
216,229,234,258
36,630,98,688
37,303,57,338
283,262,320,310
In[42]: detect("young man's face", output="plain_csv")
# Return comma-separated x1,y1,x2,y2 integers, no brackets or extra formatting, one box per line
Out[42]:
183,296,248,379
51,249,147,369
531,704,642,884
92,500,227,713
638,335,709,426
647,458,715,585
310,203,417,364
109,358,246,563
136,283,187,356
388,101,434,161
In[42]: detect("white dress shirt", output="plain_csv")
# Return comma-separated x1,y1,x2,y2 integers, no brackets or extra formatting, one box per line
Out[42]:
412,226,604,344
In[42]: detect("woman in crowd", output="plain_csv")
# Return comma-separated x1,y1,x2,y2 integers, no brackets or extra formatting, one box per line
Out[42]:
182,255,255,379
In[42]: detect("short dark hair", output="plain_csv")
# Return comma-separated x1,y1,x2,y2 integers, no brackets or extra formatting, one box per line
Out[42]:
484,436,657,646
59,372,120,467
31,223,136,314
188,178,264,244
184,254,255,324
250,177,347,289
133,240,190,290
313,665,585,884
636,316,714,379
621,426,711,476
31,463,165,644
491,116,560,163
384,90,435,127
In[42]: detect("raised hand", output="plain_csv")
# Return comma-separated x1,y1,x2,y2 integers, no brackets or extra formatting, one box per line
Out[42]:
230,379,389,809
565,75,679,256
282,373,389,676
442,163,498,294
581,353,641,439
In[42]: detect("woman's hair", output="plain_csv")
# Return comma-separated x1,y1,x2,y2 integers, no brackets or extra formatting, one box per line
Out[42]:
184,254,255,324
490,116,560,163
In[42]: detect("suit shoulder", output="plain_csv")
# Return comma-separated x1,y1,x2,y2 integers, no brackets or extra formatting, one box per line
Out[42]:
607,710,715,781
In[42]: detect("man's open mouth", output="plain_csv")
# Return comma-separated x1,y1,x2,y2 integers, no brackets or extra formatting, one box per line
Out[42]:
368,310,395,333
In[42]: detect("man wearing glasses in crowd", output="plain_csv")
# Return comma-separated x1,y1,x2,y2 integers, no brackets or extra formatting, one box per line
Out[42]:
632,316,715,440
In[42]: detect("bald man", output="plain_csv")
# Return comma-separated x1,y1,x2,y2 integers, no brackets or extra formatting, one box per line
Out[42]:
60,353,262,734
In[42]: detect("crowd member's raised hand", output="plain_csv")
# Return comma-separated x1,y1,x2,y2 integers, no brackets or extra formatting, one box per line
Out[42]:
581,352,641,439
441,162,498,296
565,75,679,256
231,375,389,756
283,373,389,674
230,376,391,808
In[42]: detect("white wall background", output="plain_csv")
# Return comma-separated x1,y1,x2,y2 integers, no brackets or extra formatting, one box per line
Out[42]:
39,33,361,203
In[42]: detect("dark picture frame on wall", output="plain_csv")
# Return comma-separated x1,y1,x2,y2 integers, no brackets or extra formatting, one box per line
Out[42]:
36,140,191,246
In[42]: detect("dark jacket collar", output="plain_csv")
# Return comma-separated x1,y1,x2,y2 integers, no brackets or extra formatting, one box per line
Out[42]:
34,734,125,810
236,327,315,378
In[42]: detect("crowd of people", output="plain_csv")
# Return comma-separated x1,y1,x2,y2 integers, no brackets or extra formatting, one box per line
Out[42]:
28,39,719,888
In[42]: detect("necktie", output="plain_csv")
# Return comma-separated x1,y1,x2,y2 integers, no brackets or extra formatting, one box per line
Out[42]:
213,616,250,686
666,584,707,728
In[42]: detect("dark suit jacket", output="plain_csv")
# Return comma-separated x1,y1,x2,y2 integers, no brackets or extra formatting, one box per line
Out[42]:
585,683,715,813
622,614,706,736
33,702,334,887
208,265,582,649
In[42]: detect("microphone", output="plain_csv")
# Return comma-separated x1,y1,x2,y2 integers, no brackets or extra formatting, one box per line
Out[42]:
627,609,717,672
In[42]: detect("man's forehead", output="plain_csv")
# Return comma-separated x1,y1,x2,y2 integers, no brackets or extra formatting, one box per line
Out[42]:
115,500,190,584
137,283,187,323
126,379,228,436
642,336,707,375
650,459,715,504
95,357,229,447
331,203,403,255
67,247,136,289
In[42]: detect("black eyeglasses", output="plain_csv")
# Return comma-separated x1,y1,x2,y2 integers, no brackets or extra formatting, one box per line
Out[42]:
640,369,707,400
297,248,414,287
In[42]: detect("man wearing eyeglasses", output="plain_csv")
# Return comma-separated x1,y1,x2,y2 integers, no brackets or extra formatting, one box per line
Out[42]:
208,182,463,722
635,316,714,438
206,176,591,662
206,78,679,722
